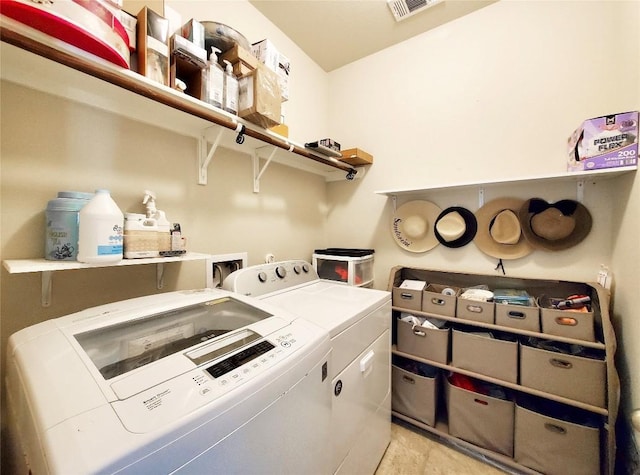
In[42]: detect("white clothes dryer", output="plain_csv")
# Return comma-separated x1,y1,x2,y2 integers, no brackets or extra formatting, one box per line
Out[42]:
223,260,392,475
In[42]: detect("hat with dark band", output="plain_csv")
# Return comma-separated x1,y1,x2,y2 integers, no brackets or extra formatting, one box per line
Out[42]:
434,206,478,248
518,198,592,251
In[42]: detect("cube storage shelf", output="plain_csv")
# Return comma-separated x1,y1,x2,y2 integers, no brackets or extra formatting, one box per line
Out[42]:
388,266,619,475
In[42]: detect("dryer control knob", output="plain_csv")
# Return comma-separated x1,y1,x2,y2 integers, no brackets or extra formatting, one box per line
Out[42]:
302,264,310,273
258,271,267,283
275,266,287,279
293,265,301,274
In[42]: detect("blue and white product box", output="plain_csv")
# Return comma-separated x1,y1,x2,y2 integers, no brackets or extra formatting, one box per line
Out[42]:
568,111,638,171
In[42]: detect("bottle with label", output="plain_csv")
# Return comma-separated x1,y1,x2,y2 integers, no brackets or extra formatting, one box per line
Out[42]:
143,190,171,253
223,59,239,115
77,189,124,264
45,191,93,261
203,46,224,109
123,213,159,258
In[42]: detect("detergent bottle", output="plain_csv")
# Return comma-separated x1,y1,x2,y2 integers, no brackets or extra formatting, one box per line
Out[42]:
143,190,171,253
77,189,124,264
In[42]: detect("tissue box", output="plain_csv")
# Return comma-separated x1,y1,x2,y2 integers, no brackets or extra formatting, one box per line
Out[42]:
567,111,638,172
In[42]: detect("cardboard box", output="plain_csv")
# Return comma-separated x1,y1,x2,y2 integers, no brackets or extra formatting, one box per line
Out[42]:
451,329,518,383
268,123,289,138
397,317,449,364
392,362,439,426
221,44,259,77
340,148,373,166
238,64,281,129
136,6,170,86
514,401,601,475
251,39,289,102
567,110,638,172
519,342,606,407
447,379,515,456
422,284,458,317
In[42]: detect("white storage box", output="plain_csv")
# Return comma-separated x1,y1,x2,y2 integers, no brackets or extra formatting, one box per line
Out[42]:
313,248,374,287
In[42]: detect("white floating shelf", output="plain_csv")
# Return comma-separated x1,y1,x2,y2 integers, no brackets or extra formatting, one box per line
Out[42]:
3,252,213,307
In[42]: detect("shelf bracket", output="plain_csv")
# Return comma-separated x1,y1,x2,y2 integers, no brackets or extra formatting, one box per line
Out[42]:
576,179,585,203
41,270,53,307
478,186,485,208
156,263,165,289
198,127,225,185
391,195,398,212
253,146,278,193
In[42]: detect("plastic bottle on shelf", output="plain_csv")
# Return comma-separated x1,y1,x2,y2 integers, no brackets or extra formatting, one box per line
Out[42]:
203,46,224,109
77,189,124,264
143,190,171,253
223,59,239,115
123,213,159,258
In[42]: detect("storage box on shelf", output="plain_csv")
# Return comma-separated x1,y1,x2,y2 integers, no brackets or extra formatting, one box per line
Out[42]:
313,248,374,287
387,266,619,475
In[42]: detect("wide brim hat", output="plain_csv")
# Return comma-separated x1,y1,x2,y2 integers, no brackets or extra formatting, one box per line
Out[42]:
518,198,592,251
434,206,478,248
474,197,533,260
392,200,442,253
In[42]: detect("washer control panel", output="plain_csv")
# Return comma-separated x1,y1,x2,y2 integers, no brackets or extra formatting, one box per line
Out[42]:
223,260,318,297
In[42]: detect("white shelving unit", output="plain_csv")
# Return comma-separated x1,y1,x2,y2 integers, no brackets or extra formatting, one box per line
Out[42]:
3,252,213,307
0,18,361,189
376,166,637,207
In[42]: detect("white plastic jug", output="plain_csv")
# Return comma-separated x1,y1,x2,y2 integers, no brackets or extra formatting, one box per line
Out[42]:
77,189,124,264
123,213,159,258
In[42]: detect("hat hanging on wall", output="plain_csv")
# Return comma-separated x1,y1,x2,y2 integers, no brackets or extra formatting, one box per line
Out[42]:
392,200,442,253
434,206,478,248
474,197,533,260
518,198,592,251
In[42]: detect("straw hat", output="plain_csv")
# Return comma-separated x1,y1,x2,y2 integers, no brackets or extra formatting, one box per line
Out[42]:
392,200,442,252
434,206,478,248
518,198,592,251
474,198,533,260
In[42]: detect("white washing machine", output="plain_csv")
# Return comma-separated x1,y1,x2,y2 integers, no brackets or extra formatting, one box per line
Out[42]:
6,288,332,475
223,260,392,475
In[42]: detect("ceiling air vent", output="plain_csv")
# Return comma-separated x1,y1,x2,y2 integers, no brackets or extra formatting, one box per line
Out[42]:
387,0,444,22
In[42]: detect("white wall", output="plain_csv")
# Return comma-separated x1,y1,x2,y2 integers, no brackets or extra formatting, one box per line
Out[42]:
326,0,640,461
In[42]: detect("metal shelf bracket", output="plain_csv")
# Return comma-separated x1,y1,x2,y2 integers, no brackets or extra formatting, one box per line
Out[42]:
156,263,165,289
577,179,585,203
253,146,279,193
41,270,53,307
198,127,225,185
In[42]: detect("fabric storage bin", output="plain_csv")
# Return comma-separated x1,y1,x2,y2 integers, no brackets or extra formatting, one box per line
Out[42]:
396,317,449,364
519,339,606,407
495,302,540,332
446,377,515,457
451,328,518,383
514,396,601,475
422,284,458,317
393,285,424,311
456,293,495,324
539,294,595,342
392,357,439,426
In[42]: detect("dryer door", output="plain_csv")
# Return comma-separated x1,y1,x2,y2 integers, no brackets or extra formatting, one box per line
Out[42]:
331,329,391,474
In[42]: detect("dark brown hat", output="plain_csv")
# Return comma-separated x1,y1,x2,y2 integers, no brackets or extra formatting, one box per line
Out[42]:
518,198,592,251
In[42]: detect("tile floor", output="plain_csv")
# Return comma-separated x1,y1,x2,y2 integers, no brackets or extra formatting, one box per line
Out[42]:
375,419,515,475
